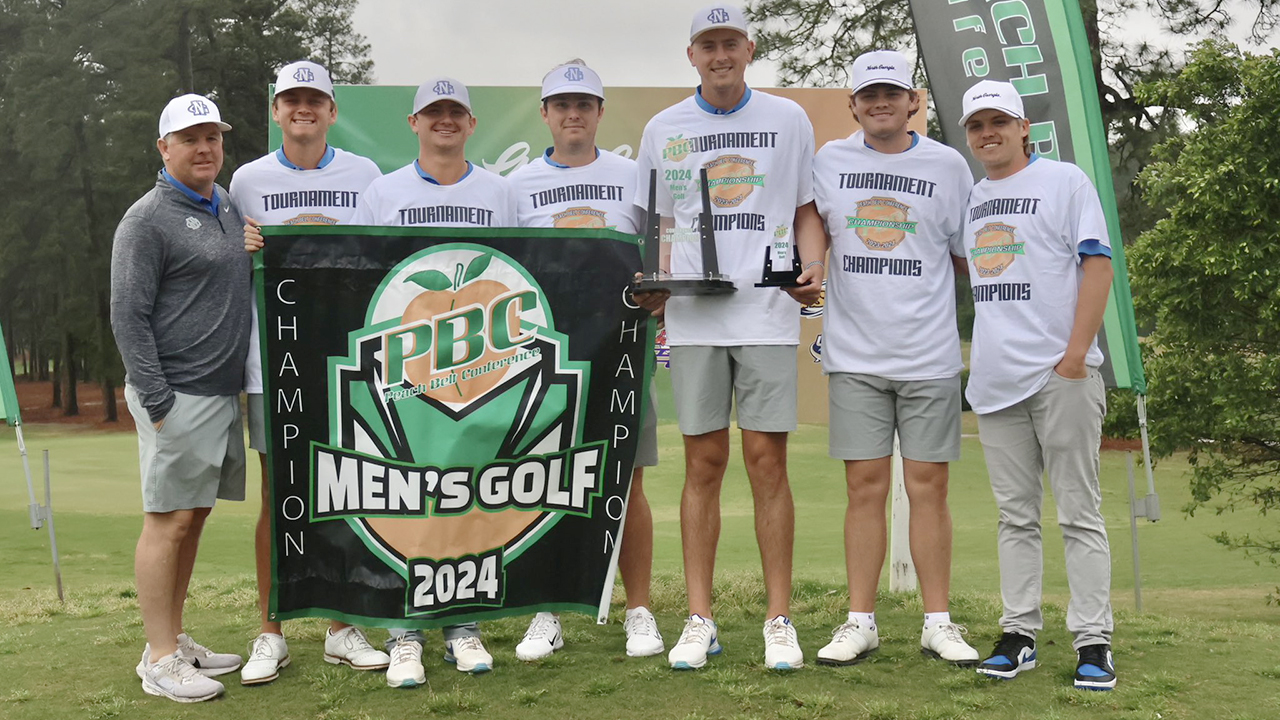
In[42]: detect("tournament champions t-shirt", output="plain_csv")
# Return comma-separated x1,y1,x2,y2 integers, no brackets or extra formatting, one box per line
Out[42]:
961,157,1110,414
230,146,382,394
510,149,640,233
350,161,518,227
813,131,972,380
635,89,816,346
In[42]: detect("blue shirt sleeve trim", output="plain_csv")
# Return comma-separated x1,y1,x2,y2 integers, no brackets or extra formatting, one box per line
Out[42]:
1078,239,1111,258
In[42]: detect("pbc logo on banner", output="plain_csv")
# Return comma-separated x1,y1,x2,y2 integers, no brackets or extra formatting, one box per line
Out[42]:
293,67,315,82
187,99,210,116
320,244,599,617
564,67,584,82
434,80,455,96
707,8,730,22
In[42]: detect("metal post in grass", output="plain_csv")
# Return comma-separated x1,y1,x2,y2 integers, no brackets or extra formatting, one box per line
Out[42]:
42,450,65,602
1126,446,1160,614
889,431,917,592
2,327,64,602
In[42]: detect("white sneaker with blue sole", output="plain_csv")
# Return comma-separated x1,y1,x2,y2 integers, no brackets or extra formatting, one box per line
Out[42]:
445,636,493,674
763,615,804,670
668,614,722,670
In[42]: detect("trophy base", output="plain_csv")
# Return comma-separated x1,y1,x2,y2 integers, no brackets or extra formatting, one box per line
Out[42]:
633,274,737,296
755,273,801,288
756,246,803,287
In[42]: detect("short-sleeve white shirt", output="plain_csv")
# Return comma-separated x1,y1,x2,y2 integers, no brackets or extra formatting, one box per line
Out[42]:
510,149,640,233
350,161,518,228
813,131,972,380
634,89,816,346
961,157,1110,414
229,146,382,393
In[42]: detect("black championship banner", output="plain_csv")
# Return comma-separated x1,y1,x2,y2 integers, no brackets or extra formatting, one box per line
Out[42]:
255,227,654,628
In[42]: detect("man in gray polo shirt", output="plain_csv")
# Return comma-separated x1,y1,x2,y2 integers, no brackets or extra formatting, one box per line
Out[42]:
111,93,250,703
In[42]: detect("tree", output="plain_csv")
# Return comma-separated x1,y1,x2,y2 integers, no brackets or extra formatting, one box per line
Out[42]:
1128,40,1280,583
742,1,1273,242
0,0,374,421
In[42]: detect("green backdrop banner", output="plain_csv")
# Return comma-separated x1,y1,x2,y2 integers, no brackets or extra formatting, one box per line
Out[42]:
907,0,1147,393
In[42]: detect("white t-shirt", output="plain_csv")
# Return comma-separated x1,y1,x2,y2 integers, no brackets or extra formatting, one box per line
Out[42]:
350,161,518,227
634,89,816,346
813,131,972,380
229,146,382,394
961,156,1110,414
510,149,640,233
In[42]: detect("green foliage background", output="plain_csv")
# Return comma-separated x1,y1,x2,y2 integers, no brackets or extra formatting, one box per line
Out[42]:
0,0,371,420
1129,40,1280,575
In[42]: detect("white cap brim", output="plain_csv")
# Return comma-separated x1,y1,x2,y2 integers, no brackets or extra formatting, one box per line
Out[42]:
159,119,231,140
850,77,914,94
958,105,1023,127
541,83,604,100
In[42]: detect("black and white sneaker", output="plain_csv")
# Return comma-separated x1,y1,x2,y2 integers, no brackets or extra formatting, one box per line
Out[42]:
1074,644,1116,691
976,632,1036,680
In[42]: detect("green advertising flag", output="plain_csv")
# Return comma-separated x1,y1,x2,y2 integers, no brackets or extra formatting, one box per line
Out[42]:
907,0,1147,393
0,324,20,426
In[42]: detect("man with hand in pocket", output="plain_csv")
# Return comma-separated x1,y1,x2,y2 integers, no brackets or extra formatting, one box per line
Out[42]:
111,93,250,703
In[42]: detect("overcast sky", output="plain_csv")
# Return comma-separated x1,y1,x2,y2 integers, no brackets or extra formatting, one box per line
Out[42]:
350,0,1246,89
350,0,789,88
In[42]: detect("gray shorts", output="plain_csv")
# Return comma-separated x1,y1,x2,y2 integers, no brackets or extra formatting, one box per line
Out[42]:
828,372,961,463
669,345,797,435
247,392,266,452
635,380,659,468
125,385,246,513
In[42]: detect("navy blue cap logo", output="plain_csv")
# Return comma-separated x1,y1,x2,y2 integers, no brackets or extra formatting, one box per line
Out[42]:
293,67,315,82
707,8,730,22
187,99,210,116
434,80,455,95
565,67,584,82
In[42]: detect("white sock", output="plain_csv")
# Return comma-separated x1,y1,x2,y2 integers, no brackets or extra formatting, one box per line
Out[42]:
847,611,876,631
924,611,952,629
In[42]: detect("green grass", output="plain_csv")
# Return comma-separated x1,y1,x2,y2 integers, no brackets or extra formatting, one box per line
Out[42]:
2,372,1279,718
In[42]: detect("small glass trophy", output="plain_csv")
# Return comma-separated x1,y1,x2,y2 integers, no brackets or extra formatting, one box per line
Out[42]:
632,168,736,296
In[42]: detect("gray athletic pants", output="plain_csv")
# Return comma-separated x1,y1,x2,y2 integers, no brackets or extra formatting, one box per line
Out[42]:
976,369,1113,650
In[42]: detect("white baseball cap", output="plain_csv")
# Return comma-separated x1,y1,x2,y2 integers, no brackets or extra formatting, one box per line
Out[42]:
850,50,913,93
689,4,750,42
158,93,231,139
412,77,472,115
541,63,605,101
274,60,334,99
959,80,1025,127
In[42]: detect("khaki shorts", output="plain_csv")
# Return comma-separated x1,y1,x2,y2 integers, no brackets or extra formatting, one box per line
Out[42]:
669,345,798,435
125,385,246,513
828,372,961,463
247,392,266,452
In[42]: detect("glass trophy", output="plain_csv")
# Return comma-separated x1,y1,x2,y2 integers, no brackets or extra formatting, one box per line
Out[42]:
632,168,736,296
